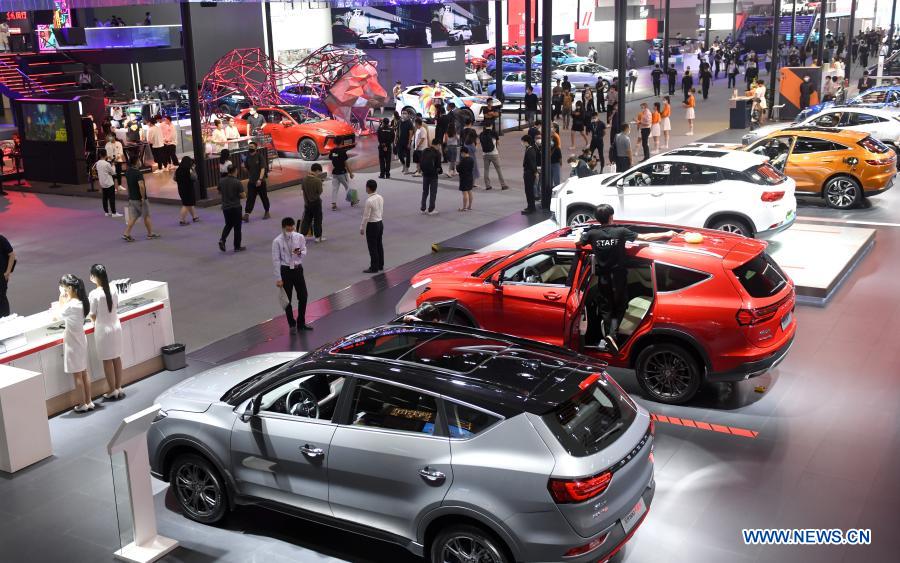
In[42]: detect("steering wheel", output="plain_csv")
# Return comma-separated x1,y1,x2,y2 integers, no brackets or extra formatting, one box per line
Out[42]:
284,387,319,419
522,265,541,283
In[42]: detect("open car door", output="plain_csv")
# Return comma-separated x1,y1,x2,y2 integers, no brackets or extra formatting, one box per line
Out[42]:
563,251,593,352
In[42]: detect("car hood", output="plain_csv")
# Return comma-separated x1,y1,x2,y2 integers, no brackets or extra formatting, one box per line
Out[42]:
155,352,306,412
413,250,511,283
303,118,354,136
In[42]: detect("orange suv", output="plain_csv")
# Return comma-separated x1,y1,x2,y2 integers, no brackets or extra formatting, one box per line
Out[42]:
744,127,896,209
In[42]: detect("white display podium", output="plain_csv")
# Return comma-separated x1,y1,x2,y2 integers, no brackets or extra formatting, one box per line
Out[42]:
0,365,53,473
107,405,179,563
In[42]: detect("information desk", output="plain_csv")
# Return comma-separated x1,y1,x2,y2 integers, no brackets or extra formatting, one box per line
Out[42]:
0,281,175,416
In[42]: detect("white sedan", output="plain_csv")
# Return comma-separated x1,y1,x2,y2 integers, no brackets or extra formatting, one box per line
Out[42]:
743,106,900,149
552,63,617,90
552,148,797,238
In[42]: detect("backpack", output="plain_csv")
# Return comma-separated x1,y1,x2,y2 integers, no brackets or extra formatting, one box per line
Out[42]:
479,131,495,153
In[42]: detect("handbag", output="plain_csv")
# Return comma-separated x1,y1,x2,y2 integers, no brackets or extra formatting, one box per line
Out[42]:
346,187,359,205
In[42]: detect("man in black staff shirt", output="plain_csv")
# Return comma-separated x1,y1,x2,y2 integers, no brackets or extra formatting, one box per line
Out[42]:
243,141,270,222
523,86,539,127
481,98,500,135
246,107,266,136
577,204,675,351
666,64,677,96
0,234,15,317
651,64,663,97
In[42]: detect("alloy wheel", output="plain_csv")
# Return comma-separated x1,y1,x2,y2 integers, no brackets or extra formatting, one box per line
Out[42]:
716,223,746,235
825,178,859,209
440,535,504,563
569,212,595,226
174,462,221,519
643,351,693,400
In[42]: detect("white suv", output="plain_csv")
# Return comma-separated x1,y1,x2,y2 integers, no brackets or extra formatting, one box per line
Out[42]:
743,107,900,148
358,28,400,48
450,25,473,43
552,149,797,238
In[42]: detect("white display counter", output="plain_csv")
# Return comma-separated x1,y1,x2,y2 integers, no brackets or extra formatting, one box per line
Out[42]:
0,281,175,416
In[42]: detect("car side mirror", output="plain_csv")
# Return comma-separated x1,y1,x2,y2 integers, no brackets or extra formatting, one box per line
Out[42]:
489,273,502,290
239,396,260,423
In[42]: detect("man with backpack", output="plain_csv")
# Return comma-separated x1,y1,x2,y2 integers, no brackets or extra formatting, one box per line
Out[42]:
419,139,443,215
480,126,508,190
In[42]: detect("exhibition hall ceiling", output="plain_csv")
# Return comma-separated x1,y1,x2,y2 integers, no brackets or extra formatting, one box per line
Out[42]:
2,0,498,11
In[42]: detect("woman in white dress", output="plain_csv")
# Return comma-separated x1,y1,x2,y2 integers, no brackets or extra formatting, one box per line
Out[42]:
89,264,125,400
57,274,93,412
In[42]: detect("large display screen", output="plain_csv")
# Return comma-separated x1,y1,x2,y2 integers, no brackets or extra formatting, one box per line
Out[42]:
330,3,491,50
22,103,68,143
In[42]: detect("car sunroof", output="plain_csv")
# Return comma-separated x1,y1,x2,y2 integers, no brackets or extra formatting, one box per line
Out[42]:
665,149,727,158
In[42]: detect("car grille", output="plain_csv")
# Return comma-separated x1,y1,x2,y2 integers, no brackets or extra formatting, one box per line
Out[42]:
335,134,356,146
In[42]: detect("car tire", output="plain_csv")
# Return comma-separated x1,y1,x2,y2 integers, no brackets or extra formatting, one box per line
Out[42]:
487,53,495,61
708,216,753,237
823,175,862,209
170,453,228,524
377,39,384,48
429,524,510,563
635,342,702,405
298,138,320,161
567,205,596,227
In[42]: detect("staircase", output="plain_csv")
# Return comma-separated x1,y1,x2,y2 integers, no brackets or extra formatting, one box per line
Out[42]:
738,12,818,51
0,52,82,100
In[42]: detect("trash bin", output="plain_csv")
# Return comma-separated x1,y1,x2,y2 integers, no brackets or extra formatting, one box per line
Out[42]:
161,344,186,371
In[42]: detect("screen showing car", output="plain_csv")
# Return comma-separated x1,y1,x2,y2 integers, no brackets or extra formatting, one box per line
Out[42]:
22,102,68,142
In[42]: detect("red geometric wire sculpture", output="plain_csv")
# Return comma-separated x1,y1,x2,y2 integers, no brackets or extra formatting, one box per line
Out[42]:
289,44,388,133
199,47,294,129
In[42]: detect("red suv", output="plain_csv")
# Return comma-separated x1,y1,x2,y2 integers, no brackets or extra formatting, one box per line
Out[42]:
408,222,796,404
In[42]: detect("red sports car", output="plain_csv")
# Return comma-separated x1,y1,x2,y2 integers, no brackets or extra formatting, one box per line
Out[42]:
233,105,355,161
481,44,526,60
408,222,796,404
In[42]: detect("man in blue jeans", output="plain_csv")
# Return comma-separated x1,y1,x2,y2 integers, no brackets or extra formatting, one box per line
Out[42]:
419,139,442,215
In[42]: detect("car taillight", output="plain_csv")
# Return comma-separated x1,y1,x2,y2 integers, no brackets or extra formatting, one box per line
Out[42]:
865,158,893,166
563,534,609,558
548,471,613,503
761,191,785,202
736,304,780,326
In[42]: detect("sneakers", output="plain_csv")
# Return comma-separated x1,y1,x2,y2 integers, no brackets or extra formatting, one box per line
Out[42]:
315,236,326,242
104,212,111,217
147,233,161,239
427,210,439,215
112,212,123,217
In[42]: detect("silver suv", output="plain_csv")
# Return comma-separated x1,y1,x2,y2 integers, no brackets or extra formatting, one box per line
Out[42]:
148,323,656,562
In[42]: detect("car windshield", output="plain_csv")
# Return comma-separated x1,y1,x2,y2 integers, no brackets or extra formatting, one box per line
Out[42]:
287,107,325,124
220,359,298,403
447,84,478,97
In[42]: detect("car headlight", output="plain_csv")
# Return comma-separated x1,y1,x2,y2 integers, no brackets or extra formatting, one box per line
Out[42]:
152,409,168,423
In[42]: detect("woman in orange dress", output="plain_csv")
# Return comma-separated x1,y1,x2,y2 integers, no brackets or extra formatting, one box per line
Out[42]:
650,103,662,153
683,89,696,136
661,96,672,149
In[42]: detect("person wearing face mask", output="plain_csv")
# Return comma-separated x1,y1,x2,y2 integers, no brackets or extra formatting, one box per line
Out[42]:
533,134,544,201
55,274,93,412
272,217,311,334
799,75,815,109
243,141,270,222
246,107,266,136
521,135,538,214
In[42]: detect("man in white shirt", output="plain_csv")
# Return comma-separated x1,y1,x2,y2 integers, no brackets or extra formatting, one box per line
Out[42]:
360,180,384,273
145,118,165,172
272,217,311,334
224,117,240,149
210,120,228,154
104,135,125,188
95,156,122,217
412,118,428,176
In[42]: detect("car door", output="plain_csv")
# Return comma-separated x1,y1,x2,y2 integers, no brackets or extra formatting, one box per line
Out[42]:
484,249,577,345
259,109,289,151
608,162,670,222
229,371,346,515
328,377,452,541
786,135,848,194
662,162,722,226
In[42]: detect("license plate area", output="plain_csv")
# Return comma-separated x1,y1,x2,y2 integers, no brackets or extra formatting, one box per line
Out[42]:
781,311,793,331
621,497,647,534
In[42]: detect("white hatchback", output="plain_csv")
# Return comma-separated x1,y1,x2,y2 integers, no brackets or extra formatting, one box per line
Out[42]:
551,148,797,238
743,107,900,148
